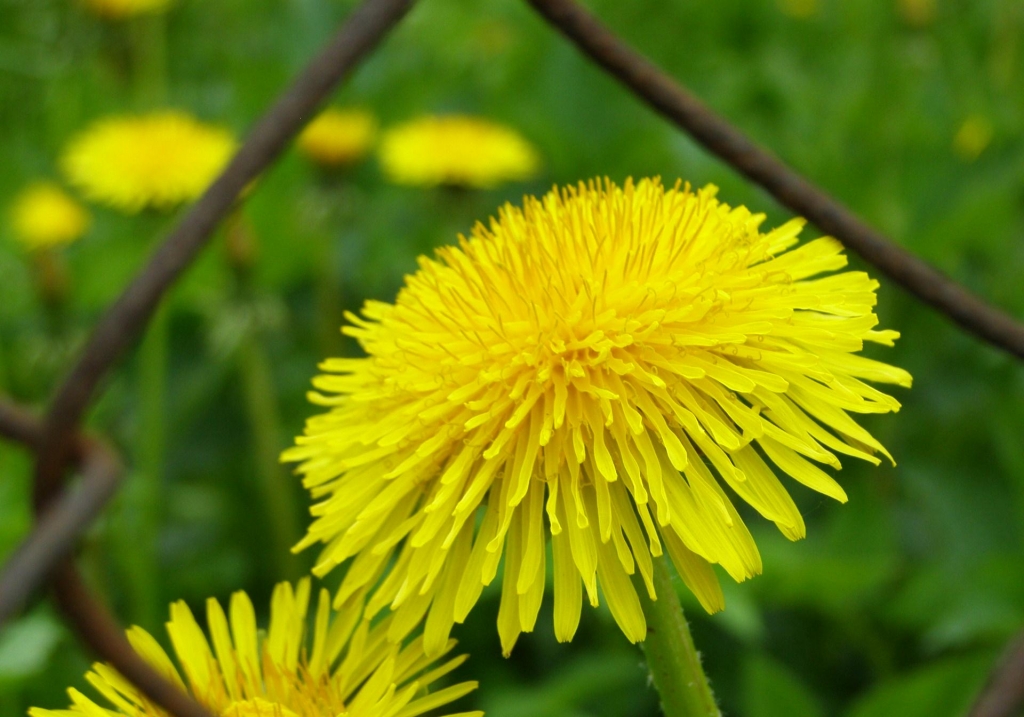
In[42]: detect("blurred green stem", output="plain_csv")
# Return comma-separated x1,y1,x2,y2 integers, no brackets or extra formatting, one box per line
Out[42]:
121,300,167,629
112,10,169,629
637,558,721,717
129,12,167,106
314,228,343,356
236,331,301,579
311,179,346,356
0,328,8,393
226,210,301,578
33,248,71,337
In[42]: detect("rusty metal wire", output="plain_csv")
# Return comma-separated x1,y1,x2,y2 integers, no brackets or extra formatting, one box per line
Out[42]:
969,632,1024,717
0,0,1021,716
525,0,1024,362
0,401,215,717
0,400,121,626
34,0,417,509
0,0,414,715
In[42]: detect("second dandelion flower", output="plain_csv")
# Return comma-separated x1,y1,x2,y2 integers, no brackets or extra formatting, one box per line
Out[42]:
30,579,481,717
61,111,236,214
298,108,378,170
379,115,539,189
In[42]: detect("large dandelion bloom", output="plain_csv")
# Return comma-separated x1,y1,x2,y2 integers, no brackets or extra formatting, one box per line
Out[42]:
298,108,377,168
62,112,236,214
8,182,90,250
285,178,910,656
30,579,480,717
379,115,538,189
81,0,171,19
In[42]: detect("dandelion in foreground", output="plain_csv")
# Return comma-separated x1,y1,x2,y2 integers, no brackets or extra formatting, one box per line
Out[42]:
62,111,236,214
8,182,90,250
29,579,480,717
81,0,172,19
379,115,538,189
285,178,911,656
298,108,378,169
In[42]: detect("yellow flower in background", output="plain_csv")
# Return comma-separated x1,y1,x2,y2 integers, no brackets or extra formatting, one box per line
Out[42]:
953,114,993,161
30,579,481,717
285,178,910,655
81,0,172,19
62,111,236,214
897,0,936,27
298,108,377,168
379,115,539,189
778,0,819,19
8,182,90,250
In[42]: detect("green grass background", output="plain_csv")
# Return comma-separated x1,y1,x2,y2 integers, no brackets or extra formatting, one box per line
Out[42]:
1,0,1023,715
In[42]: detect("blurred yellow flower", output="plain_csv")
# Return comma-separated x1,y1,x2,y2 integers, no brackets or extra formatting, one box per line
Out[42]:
898,0,936,27
298,108,377,168
8,182,90,250
30,579,481,717
61,111,236,214
379,115,539,189
778,0,820,19
953,114,993,161
285,178,910,655
81,0,172,19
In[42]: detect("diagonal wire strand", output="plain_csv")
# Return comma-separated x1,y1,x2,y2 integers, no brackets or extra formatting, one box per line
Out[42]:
0,400,121,627
525,0,1024,361
0,398,212,717
969,632,1024,717
35,0,416,508
524,2,1024,712
0,1,416,716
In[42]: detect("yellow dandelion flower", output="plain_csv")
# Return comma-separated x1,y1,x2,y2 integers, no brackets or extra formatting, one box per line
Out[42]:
8,182,90,250
284,178,911,656
29,579,481,717
81,0,172,19
298,108,378,168
61,111,236,214
379,115,539,189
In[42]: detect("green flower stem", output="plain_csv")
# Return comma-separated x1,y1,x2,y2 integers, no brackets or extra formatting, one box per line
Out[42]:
0,329,8,393
314,228,343,357
129,12,168,107
636,557,721,717
117,9,168,627
33,249,70,336
121,299,168,629
309,177,348,357
236,331,301,579
225,209,301,577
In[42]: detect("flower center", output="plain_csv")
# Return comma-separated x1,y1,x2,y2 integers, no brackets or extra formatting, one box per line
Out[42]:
222,699,299,717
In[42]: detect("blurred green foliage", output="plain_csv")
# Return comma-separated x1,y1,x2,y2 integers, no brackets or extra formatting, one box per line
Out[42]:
1,0,1023,715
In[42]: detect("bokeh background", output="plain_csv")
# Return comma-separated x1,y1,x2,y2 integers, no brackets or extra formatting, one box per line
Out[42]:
2,0,1024,715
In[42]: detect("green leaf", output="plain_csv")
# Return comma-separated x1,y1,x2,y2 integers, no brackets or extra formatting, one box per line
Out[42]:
742,652,824,717
482,650,649,717
846,653,994,717
0,612,62,682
